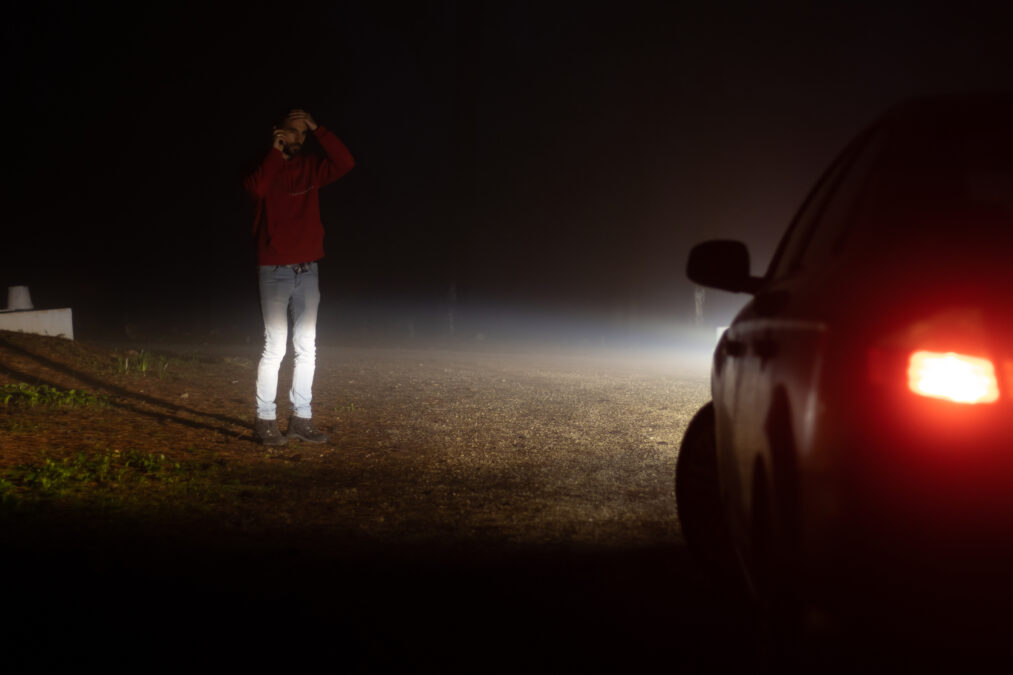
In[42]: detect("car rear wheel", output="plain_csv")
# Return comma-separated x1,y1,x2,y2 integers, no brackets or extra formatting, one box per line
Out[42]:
675,402,735,577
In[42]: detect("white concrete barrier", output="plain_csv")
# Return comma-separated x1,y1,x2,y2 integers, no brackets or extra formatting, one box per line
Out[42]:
0,286,74,339
0,308,74,339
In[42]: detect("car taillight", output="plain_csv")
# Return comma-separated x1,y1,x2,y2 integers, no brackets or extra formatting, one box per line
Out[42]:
907,351,999,404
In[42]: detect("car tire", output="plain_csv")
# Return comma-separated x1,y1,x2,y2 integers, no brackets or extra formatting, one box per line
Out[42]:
675,402,736,577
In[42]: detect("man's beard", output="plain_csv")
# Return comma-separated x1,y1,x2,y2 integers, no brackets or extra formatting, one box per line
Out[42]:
285,143,302,156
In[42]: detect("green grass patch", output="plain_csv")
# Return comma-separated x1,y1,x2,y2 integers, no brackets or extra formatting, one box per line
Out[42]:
1,383,108,408
115,350,172,378
0,450,188,499
1,419,44,434
0,450,277,521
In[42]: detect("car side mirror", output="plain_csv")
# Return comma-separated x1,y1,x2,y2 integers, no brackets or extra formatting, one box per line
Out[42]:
686,240,762,294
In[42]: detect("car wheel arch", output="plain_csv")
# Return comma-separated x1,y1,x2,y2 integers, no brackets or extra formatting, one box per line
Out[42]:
675,402,737,575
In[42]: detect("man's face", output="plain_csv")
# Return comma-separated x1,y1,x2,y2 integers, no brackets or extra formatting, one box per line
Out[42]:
276,116,309,156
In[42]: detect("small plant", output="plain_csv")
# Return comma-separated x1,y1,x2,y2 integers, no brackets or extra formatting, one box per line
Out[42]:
0,383,108,408
0,450,189,499
2,419,43,433
115,350,171,377
0,477,15,504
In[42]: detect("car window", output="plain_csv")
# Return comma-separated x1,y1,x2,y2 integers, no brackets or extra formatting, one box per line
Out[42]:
767,129,883,280
795,129,886,269
766,148,852,281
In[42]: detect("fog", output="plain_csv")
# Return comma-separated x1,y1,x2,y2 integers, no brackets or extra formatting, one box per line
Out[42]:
7,3,1013,351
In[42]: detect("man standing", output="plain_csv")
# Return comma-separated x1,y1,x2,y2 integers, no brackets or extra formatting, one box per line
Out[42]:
243,109,355,446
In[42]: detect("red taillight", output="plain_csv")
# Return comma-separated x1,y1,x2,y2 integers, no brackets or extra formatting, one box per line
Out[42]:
907,351,999,404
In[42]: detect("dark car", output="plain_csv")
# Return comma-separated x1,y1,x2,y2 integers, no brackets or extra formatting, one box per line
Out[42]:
676,93,1013,648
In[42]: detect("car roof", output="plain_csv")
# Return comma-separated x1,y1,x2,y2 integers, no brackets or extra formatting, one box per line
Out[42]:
879,91,1013,128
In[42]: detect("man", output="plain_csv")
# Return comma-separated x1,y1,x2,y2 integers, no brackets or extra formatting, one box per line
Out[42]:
242,109,355,446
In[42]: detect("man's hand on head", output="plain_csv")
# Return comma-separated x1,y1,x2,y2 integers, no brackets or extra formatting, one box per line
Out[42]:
273,129,287,152
287,109,318,132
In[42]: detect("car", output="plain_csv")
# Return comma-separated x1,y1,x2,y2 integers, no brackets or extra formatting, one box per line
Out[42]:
676,93,1013,648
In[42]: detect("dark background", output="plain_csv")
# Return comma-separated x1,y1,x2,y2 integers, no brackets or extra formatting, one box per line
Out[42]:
5,1,1013,343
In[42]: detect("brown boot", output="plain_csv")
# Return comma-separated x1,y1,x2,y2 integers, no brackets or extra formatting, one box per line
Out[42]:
287,416,328,443
254,418,287,446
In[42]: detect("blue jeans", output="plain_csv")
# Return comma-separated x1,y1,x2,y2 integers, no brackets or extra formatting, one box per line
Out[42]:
256,263,320,420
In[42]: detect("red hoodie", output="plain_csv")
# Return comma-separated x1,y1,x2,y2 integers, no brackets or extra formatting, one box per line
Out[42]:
242,126,355,265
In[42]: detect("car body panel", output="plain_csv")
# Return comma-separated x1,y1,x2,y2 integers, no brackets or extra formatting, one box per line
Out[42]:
714,313,828,547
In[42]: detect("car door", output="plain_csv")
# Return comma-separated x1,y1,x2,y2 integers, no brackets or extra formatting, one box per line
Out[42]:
714,127,885,543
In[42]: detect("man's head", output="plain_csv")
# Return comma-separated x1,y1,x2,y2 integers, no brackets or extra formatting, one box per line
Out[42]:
273,113,310,157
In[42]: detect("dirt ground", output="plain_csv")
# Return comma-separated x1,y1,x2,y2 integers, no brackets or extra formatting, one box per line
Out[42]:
0,330,714,546
0,330,755,673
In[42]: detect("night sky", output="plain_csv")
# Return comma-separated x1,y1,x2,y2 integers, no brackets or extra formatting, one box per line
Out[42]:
6,2,1013,341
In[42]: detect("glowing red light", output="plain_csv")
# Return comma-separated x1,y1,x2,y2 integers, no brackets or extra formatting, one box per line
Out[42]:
907,351,999,404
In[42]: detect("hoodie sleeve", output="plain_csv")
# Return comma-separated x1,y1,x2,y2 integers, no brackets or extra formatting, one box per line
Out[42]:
242,147,286,199
312,125,356,187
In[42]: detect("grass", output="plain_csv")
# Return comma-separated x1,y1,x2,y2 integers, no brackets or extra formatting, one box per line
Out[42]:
0,449,189,501
1,383,108,408
1,419,43,434
0,447,284,523
115,350,172,378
